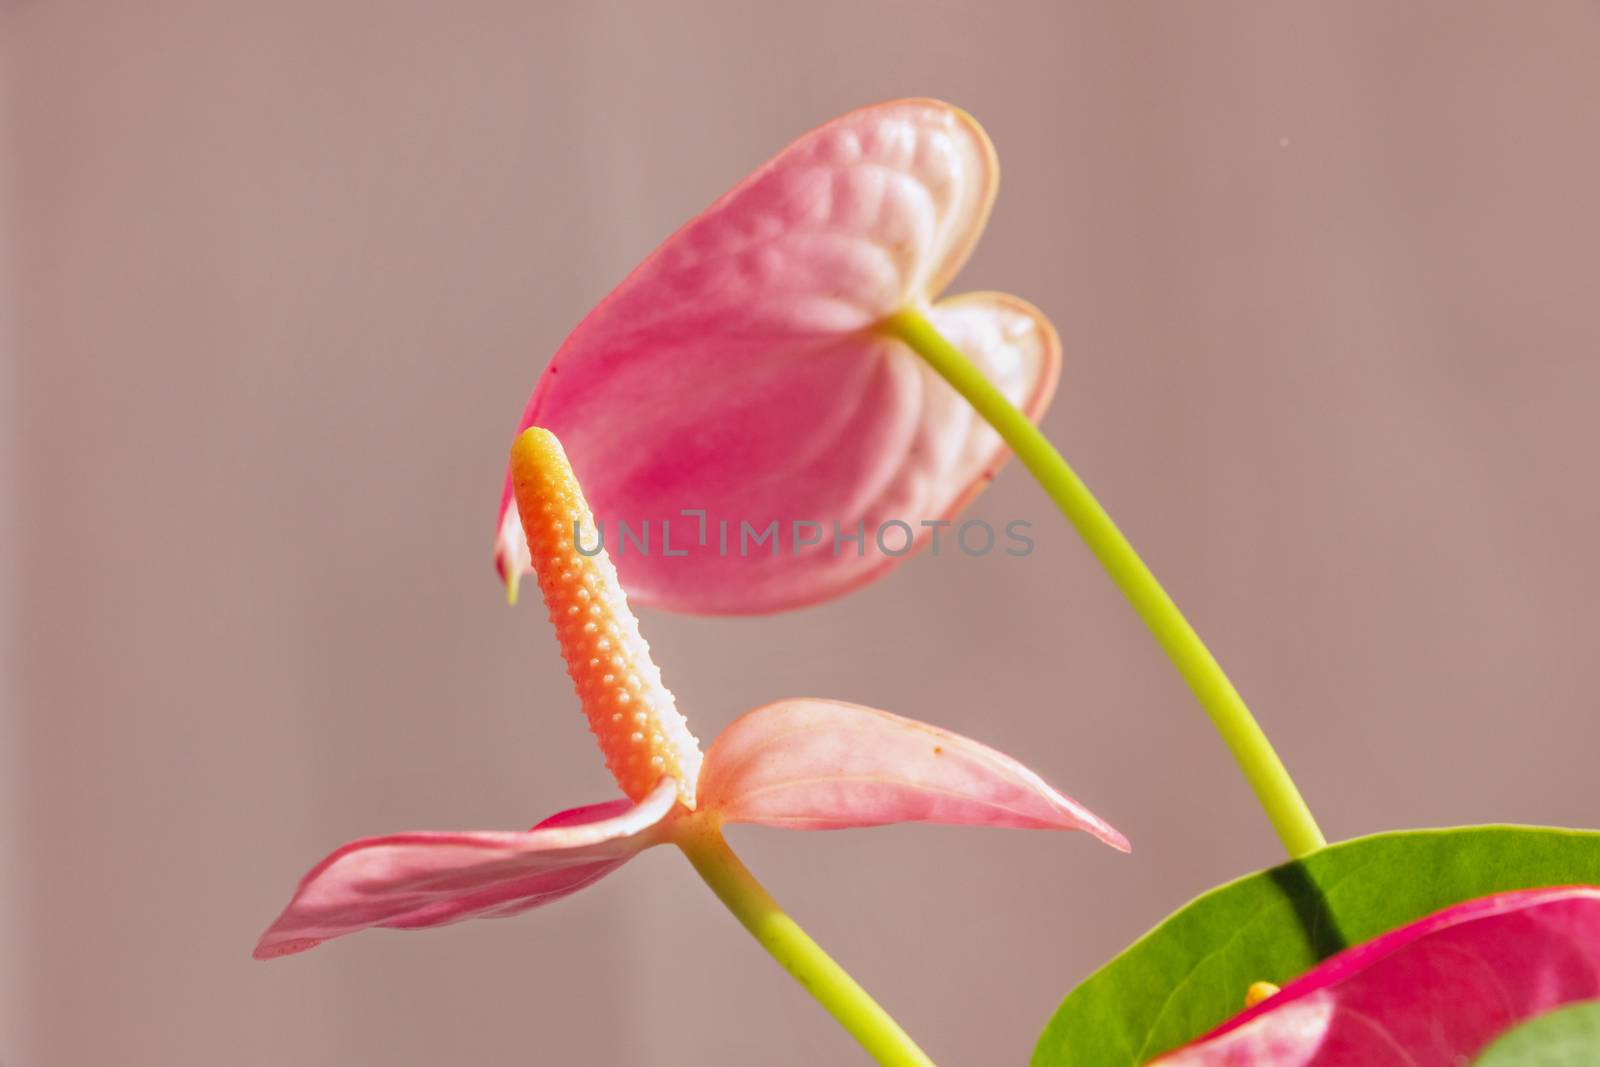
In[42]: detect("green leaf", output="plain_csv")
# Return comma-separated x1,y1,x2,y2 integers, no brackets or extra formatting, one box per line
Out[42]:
1033,825,1600,1066
1475,1001,1600,1066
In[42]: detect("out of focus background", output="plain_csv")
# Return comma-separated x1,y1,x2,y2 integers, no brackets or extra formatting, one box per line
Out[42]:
5,2,1599,1064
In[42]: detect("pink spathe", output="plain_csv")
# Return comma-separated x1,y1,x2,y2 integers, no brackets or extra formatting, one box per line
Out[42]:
701,698,1128,843
1153,887,1600,1066
254,699,1126,960
254,781,680,959
494,99,1060,614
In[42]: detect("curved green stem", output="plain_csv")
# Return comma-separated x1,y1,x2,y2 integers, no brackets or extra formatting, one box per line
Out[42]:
883,307,1325,859
677,820,937,1067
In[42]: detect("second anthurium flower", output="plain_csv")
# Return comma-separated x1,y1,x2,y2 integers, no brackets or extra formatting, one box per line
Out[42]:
257,429,1124,1055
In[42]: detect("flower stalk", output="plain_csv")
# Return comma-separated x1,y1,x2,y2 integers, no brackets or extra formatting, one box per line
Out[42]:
882,307,1326,859
676,817,937,1067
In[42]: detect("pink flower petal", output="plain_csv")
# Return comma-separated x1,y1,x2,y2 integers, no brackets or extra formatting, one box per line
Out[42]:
696,698,1127,849
494,99,1060,615
253,778,679,959
1153,887,1600,1066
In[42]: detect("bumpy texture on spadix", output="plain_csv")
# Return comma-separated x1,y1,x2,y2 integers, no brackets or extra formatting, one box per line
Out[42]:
255,428,1125,958
495,98,1060,614
511,428,702,805
1153,887,1600,1066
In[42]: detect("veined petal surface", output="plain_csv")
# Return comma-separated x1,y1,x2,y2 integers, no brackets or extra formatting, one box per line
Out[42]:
495,100,1059,614
696,698,1127,849
253,778,679,959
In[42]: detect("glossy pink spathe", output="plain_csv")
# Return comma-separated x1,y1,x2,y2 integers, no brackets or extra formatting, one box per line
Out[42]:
494,99,1060,614
1152,887,1600,1066
255,700,1123,959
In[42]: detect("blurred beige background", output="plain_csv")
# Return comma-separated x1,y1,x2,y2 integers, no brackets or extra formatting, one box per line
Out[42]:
5,2,1600,1064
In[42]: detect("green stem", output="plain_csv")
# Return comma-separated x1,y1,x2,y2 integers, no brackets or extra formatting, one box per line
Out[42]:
883,307,1326,859
677,821,937,1067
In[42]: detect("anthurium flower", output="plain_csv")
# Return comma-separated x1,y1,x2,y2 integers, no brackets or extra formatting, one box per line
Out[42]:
485,98,1325,864
1152,886,1600,1066
258,429,1123,961
494,98,1059,614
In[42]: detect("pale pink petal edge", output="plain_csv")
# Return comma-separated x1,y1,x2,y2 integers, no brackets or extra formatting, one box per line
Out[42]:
253,779,679,960
697,698,1127,851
